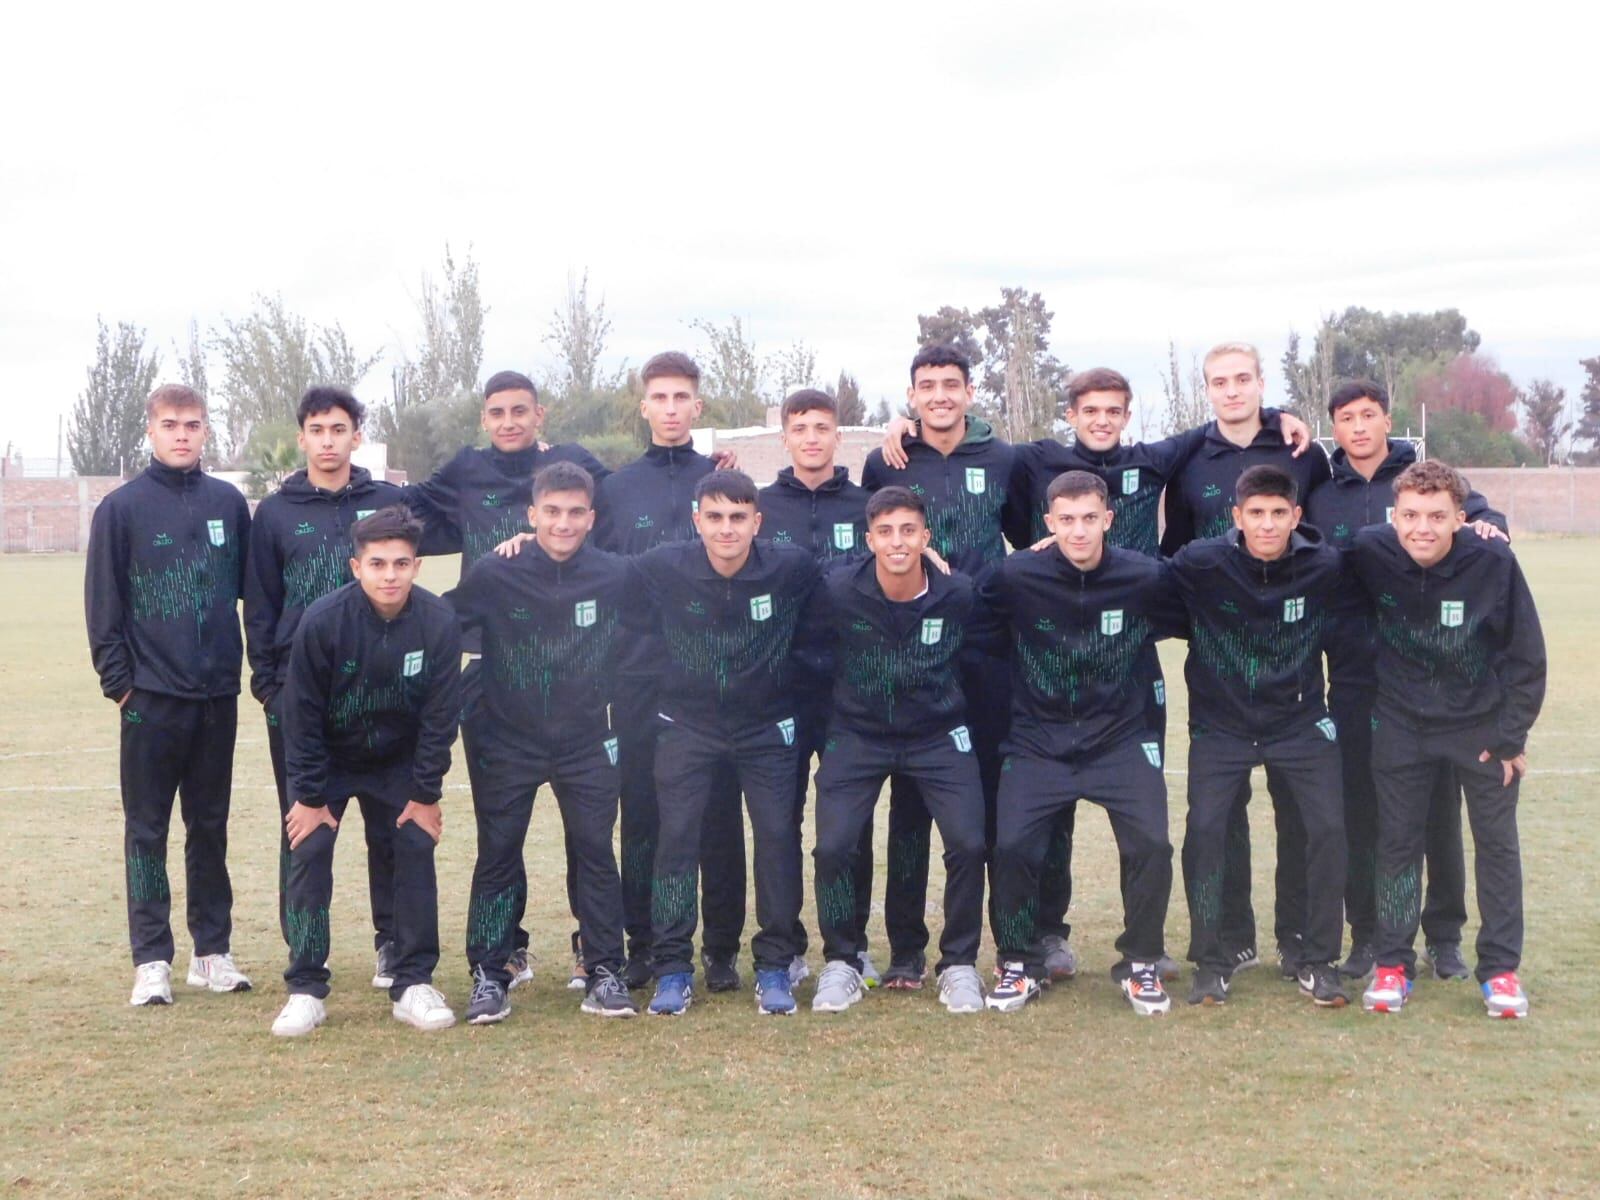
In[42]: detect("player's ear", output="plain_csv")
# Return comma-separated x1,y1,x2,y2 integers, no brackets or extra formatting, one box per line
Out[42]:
1102,506,1115,530
1292,505,1303,525
752,510,763,534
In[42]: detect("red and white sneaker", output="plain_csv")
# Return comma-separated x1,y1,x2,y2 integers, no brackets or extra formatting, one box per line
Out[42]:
1482,972,1529,1019
1362,964,1411,1013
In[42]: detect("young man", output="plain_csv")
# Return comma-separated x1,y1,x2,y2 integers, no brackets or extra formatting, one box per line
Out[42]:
446,462,636,1022
982,472,1183,1015
1303,379,1506,980
592,352,748,993
757,388,877,984
802,487,991,1015
86,383,253,1006
272,507,462,1036
244,386,405,988
1161,342,1333,978
1352,462,1545,1019
403,369,610,989
628,471,819,1016
859,343,1016,989
1167,465,1354,1008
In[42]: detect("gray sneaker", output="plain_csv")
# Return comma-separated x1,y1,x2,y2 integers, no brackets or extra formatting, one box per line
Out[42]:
1040,935,1078,981
812,960,865,1013
466,966,510,1025
857,951,883,988
580,966,639,1018
937,965,985,1014
788,955,811,987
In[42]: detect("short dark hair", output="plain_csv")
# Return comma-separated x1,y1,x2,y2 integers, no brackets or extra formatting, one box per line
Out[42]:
484,369,539,403
781,388,838,426
909,343,971,386
1046,470,1109,507
865,485,927,526
694,469,758,508
642,351,701,389
1394,459,1469,508
351,505,424,553
145,383,207,420
1328,378,1390,417
1066,368,1132,409
297,385,365,429
532,461,595,504
1235,464,1298,506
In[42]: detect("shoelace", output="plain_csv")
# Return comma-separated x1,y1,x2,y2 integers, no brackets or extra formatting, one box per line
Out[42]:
1487,973,1522,996
997,967,1028,992
467,976,498,1005
1130,966,1161,995
590,968,625,1002
819,962,859,991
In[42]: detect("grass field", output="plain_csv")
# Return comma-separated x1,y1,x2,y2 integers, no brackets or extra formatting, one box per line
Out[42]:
2,542,1598,1199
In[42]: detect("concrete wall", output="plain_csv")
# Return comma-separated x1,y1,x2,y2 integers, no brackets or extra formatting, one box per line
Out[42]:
1462,468,1600,536
0,477,122,552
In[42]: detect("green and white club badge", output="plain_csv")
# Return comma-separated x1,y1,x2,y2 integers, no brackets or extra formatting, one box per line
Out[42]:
207,519,226,546
777,717,795,746
749,594,773,621
402,650,424,677
964,467,986,494
1122,468,1140,495
575,599,597,628
356,509,375,520
833,523,855,550
1316,717,1338,742
949,725,972,752
1440,600,1464,627
1141,742,1162,768
1100,609,1123,635
603,736,619,766
1283,596,1305,623
920,617,944,645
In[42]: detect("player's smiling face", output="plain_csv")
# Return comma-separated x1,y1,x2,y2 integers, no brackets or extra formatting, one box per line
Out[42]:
530,489,595,562
1233,492,1300,560
908,364,972,434
1331,396,1391,465
350,538,420,618
147,402,207,469
1206,352,1264,429
783,409,840,471
693,494,760,565
1393,487,1464,567
1046,491,1113,568
867,507,931,576
483,388,543,452
298,406,361,473
1065,391,1131,453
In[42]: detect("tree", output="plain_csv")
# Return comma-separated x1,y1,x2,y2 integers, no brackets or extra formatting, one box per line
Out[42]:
915,305,984,378
1425,408,1537,468
1574,355,1600,464
973,288,1069,441
692,316,764,426
544,270,613,404
1283,306,1481,415
244,427,304,499
827,370,866,425
1519,379,1571,466
1412,354,1519,433
1159,340,1210,436
68,318,161,476
211,294,380,459
766,341,817,407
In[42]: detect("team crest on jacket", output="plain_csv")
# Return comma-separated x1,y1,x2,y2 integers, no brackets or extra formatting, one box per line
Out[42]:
949,725,972,752
207,519,226,546
1440,600,1464,627
1100,609,1123,636
920,617,944,645
1283,597,1305,623
1122,468,1140,496
777,717,796,746
357,509,375,520
575,599,597,628
604,736,619,766
964,467,986,495
403,650,424,677
750,594,773,621
1316,717,1338,742
833,523,855,550
1141,742,1162,768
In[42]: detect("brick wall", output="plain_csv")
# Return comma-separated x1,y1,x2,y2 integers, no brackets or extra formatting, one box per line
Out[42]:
1461,468,1600,535
0,477,122,552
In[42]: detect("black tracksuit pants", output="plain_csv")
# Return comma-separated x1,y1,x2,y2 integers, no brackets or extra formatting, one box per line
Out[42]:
119,690,237,966
284,761,439,1001
1371,711,1522,982
267,695,395,954
616,682,747,964
815,728,987,972
650,718,800,978
994,739,1172,979
883,657,1010,963
1183,722,1346,973
462,714,625,987
790,690,873,957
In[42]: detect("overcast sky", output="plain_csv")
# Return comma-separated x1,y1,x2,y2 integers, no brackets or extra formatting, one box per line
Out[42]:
3,2,1597,458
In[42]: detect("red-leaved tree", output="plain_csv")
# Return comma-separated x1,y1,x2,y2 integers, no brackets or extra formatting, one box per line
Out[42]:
1411,354,1519,433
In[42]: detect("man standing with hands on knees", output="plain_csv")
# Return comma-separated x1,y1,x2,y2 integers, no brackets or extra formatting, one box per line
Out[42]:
271,507,462,1037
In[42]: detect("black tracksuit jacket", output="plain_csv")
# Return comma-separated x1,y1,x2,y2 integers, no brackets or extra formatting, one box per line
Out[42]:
445,540,628,743
1166,527,1357,741
243,467,404,703
1161,418,1332,554
283,582,462,806
980,545,1186,758
405,442,610,567
758,467,868,561
626,537,820,731
1347,526,1545,758
85,459,250,701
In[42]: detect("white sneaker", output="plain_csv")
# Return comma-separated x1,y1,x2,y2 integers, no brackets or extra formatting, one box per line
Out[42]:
187,952,252,993
392,983,456,1031
812,960,865,1013
130,960,173,1006
788,955,811,987
937,964,985,1014
506,947,534,991
271,994,327,1037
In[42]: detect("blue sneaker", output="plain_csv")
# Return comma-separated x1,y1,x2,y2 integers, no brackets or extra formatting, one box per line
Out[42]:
648,972,694,1016
755,968,797,1015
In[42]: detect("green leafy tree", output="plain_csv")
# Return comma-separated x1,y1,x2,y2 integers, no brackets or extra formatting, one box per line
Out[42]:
1283,307,1481,416
1519,379,1571,466
974,288,1069,441
1160,340,1211,436
68,318,162,476
1573,355,1600,463
767,341,817,411
1425,408,1537,467
541,271,636,443
692,316,764,426
244,423,304,498
827,370,866,425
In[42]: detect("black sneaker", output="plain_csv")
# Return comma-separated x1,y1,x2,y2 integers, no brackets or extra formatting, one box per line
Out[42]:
881,954,927,991
580,966,639,1017
1340,941,1376,980
1426,942,1470,981
701,951,741,993
1278,935,1304,980
1187,967,1230,1006
620,953,653,991
466,965,510,1025
1297,962,1350,1008
1229,946,1260,973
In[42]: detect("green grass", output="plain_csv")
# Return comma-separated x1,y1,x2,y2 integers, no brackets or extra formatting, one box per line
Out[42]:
2,542,1599,1198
